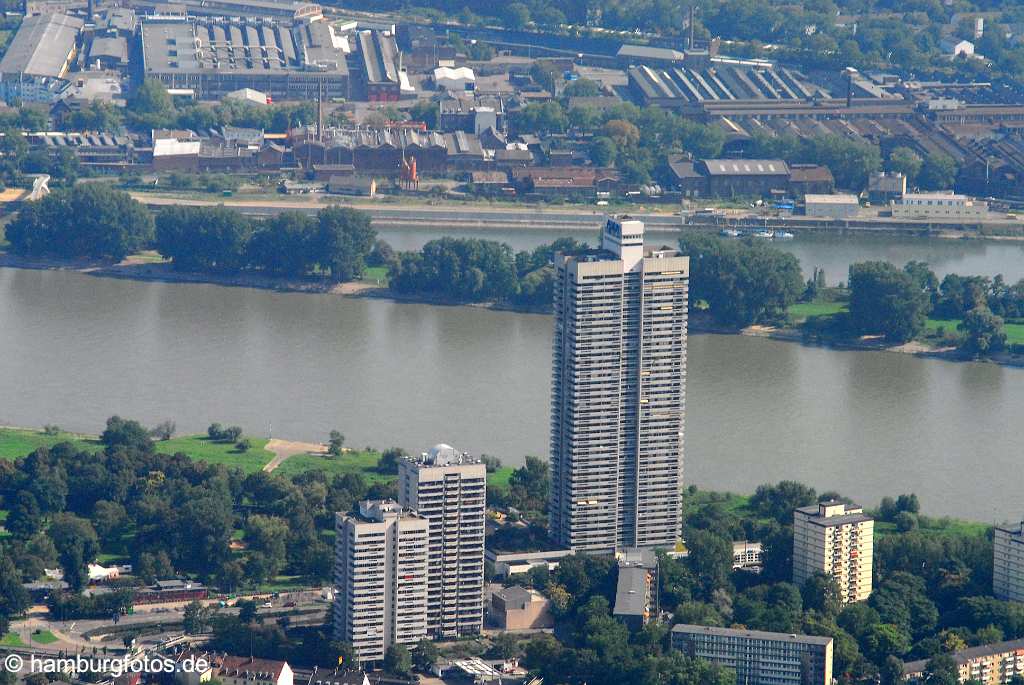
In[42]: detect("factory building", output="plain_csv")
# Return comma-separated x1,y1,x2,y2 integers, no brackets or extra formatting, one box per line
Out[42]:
0,13,84,103
140,15,349,101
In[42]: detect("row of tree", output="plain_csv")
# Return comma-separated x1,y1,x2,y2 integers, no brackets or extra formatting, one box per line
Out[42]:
5,186,379,283
388,236,586,305
156,205,377,281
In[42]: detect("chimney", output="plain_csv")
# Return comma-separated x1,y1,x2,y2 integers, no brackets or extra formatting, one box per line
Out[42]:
688,5,695,50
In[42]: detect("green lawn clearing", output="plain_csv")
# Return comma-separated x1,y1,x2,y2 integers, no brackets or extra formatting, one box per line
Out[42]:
155,435,273,473
0,632,24,647
361,266,389,285
788,301,847,322
30,630,58,645
0,427,99,459
272,449,391,482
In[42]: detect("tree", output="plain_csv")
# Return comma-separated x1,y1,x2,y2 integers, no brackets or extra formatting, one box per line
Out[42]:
504,2,531,28
0,553,30,629
155,205,251,272
327,431,344,456
129,79,175,129
801,572,842,617
312,206,377,282
377,447,406,474
848,261,929,342
923,654,959,685
245,515,289,581
6,184,154,260
100,415,153,452
919,153,958,191
237,599,258,624
881,655,905,685
383,644,412,677
679,235,804,327
958,306,1006,355
888,146,923,185
183,600,212,634
589,136,617,166
687,531,734,597
6,492,43,540
413,638,440,673
488,632,520,660
151,420,176,441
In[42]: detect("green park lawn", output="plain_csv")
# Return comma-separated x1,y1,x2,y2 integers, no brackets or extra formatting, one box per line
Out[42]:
0,427,98,459
29,630,58,645
787,301,847,322
272,449,390,482
361,266,389,285
0,633,24,647
155,435,273,473
925,318,1024,345
0,428,272,472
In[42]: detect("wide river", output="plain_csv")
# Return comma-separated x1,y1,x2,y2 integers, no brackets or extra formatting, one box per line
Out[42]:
2,228,1024,521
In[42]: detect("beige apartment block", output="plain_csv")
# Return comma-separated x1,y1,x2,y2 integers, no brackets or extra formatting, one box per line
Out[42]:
398,444,486,638
333,500,429,664
793,501,874,604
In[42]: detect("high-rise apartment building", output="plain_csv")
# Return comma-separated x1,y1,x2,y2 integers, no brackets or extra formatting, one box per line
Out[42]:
671,624,834,685
793,501,874,604
549,217,689,553
333,500,429,664
398,444,486,638
994,521,1024,602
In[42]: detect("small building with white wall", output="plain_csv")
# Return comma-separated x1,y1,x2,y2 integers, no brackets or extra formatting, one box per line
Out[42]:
891,192,989,220
804,193,860,219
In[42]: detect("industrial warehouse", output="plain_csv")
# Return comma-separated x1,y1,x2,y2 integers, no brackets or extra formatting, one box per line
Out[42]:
140,15,349,100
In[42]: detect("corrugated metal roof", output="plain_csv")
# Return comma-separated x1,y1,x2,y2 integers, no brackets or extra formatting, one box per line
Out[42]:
0,13,83,79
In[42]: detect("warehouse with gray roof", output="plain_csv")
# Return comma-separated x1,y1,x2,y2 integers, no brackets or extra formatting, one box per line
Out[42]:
0,13,84,102
140,15,348,101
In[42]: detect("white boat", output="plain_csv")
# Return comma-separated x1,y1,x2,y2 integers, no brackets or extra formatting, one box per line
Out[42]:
719,228,741,238
748,229,774,239
773,230,795,239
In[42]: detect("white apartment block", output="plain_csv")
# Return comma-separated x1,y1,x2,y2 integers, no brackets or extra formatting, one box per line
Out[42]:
995,521,1024,603
549,217,689,553
398,444,486,638
732,541,764,570
890,192,989,220
333,500,429,664
793,501,874,604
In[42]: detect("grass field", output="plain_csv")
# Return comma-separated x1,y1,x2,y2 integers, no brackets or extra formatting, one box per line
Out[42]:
0,428,98,459
30,630,58,645
361,266,389,285
155,435,273,473
925,317,1024,345
0,633,24,647
272,449,391,482
788,301,846,321
0,428,272,472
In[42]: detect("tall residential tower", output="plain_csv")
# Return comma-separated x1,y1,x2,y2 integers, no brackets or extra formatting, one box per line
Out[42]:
549,217,689,553
333,500,429,664
398,444,486,637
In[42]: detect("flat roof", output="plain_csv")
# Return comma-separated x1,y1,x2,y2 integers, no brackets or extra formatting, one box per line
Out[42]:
614,566,651,616
805,194,859,204
672,624,833,647
0,13,83,78
141,17,347,76
904,638,1024,673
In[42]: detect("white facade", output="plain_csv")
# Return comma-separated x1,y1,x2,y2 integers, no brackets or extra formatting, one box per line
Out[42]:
793,501,874,604
434,66,475,91
995,522,1024,603
804,194,860,219
334,500,429,664
398,444,486,638
732,541,763,569
891,192,989,219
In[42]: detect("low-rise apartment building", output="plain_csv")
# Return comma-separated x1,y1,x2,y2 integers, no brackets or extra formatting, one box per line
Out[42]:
613,549,658,630
793,501,874,604
903,638,1024,684
995,521,1024,603
671,624,833,685
733,541,763,570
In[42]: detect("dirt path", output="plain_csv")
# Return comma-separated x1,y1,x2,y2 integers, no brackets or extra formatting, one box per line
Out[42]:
263,439,327,472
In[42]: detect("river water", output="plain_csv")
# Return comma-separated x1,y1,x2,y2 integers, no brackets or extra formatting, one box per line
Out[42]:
2,229,1024,521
